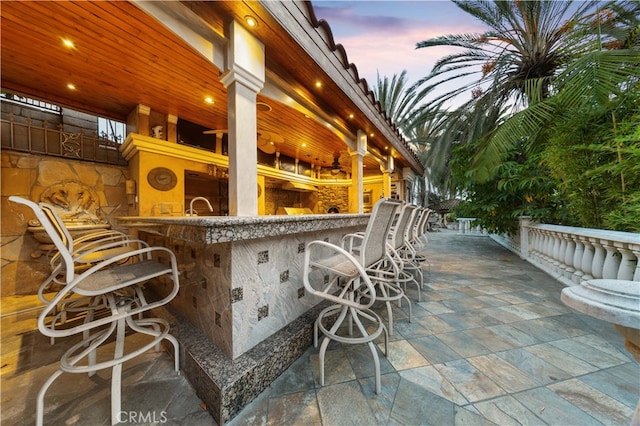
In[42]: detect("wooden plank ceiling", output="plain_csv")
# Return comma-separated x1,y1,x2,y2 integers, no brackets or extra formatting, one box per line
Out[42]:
1,1,406,176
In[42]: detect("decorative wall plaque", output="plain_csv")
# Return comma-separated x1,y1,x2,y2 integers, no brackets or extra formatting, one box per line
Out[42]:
147,167,177,191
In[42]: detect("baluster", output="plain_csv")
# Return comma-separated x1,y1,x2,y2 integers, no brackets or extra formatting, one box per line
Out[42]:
43,120,50,154
581,239,595,281
536,230,547,266
26,116,33,151
631,244,640,281
572,237,585,284
530,228,541,263
551,232,563,277
601,240,621,279
8,112,15,149
542,230,553,267
591,239,605,279
616,245,637,281
57,123,64,151
563,234,576,280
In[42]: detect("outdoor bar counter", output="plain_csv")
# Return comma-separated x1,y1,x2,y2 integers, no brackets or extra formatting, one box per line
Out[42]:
116,213,369,423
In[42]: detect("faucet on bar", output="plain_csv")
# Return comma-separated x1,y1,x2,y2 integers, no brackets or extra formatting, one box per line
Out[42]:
188,197,214,216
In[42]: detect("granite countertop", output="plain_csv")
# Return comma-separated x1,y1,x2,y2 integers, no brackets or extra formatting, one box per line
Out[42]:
116,214,370,243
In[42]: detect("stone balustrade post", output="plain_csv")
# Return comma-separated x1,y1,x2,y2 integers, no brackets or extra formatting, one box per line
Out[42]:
518,216,531,260
564,234,576,279
542,230,553,265
601,241,622,279
631,244,640,282
557,234,568,276
591,239,605,279
530,228,541,263
581,239,595,281
551,232,563,277
572,237,585,284
616,245,637,281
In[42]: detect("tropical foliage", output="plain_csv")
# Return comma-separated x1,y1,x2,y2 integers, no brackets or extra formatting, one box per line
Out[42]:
374,0,640,234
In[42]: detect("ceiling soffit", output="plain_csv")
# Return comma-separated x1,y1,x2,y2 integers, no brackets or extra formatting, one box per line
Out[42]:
0,0,422,176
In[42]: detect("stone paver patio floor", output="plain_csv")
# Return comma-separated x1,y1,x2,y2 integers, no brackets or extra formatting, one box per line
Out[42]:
2,229,638,425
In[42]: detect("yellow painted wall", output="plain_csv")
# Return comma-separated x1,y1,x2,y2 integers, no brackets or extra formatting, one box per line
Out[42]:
136,151,185,216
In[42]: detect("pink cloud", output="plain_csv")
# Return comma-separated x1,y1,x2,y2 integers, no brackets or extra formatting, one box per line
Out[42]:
336,26,469,85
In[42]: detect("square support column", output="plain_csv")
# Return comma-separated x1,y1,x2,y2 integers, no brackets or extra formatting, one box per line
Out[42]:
349,131,366,213
220,20,265,216
382,155,394,198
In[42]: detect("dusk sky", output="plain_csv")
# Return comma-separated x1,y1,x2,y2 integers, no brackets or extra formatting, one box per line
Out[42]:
312,1,489,88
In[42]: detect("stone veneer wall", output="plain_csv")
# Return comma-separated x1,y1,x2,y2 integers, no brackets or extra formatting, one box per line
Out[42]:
264,186,318,215
317,185,349,213
1,151,129,296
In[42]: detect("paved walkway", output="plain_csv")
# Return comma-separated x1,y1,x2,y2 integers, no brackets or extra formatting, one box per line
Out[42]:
2,230,638,425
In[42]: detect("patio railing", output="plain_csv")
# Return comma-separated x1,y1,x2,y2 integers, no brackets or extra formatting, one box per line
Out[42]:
1,117,127,166
491,217,640,286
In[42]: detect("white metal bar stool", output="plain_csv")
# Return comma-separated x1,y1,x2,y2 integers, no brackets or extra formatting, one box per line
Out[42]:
302,198,401,394
10,196,180,426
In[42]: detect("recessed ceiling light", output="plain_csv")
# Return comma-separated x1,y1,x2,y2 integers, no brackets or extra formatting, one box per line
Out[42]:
370,133,374,137
256,102,272,112
384,146,388,150
245,16,258,27
301,143,307,147
315,81,322,88
67,83,76,90
204,97,214,104
61,38,75,49
348,113,354,119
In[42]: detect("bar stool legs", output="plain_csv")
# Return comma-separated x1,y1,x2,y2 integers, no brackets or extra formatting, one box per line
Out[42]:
36,297,179,426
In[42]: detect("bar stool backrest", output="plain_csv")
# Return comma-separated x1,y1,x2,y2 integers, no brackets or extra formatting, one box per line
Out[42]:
388,204,418,251
10,196,76,284
360,198,402,268
39,202,76,252
417,209,432,238
411,208,426,241
403,206,422,245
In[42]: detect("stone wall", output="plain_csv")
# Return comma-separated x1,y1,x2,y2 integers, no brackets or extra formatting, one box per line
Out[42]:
264,186,318,215
317,185,349,214
1,151,129,296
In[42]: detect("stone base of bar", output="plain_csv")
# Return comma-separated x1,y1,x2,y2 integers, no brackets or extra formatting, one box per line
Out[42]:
155,300,329,424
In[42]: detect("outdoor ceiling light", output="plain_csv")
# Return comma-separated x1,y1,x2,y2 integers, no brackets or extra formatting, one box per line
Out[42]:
61,38,75,49
244,16,258,28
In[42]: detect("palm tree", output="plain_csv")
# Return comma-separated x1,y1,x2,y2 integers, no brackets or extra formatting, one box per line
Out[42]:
374,71,455,198
472,0,640,175
372,70,420,130
416,1,598,104
412,0,639,175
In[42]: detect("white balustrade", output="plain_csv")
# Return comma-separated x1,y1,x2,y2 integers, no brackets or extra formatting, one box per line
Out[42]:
482,217,640,286
492,219,639,287
456,218,485,235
